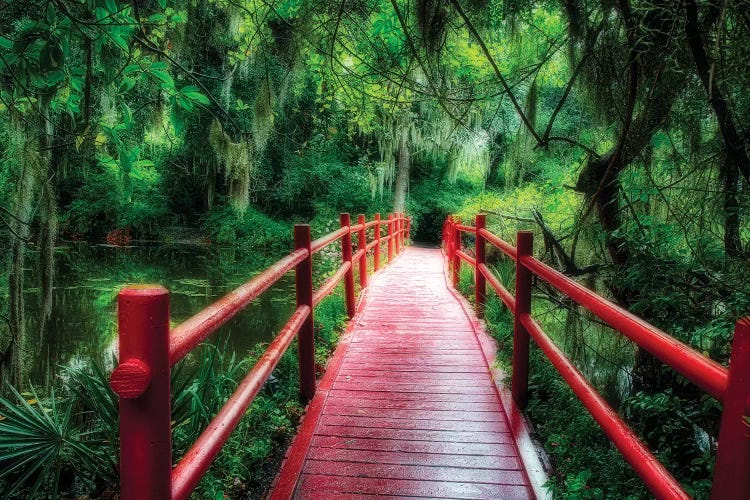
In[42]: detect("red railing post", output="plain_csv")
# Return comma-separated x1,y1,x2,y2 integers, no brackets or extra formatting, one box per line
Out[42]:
357,214,368,288
398,213,403,251
475,214,487,316
406,216,411,241
711,317,750,500
452,219,461,287
340,213,356,319
393,213,399,254
374,213,381,272
110,286,171,500
512,231,533,410
445,215,453,258
294,224,315,402
387,214,394,262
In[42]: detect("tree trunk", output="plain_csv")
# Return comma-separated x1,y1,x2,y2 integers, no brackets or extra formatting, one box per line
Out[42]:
684,0,748,256
393,125,410,212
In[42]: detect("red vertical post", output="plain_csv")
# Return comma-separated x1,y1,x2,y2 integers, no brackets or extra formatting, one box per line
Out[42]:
387,214,394,262
294,225,315,403
406,216,411,242
711,318,750,500
340,213,356,319
512,231,533,410
399,213,404,250
445,216,453,258
393,213,399,254
396,212,402,253
373,213,381,272
475,214,487,316
398,213,403,251
451,221,460,287
357,214,368,288
111,286,171,500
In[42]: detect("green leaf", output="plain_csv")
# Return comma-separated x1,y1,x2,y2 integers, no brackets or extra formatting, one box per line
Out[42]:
70,76,83,92
46,70,66,86
132,159,155,168
123,64,140,76
119,76,136,92
151,69,174,89
105,0,118,14
180,86,210,105
110,32,129,51
0,36,12,50
175,95,194,111
157,0,167,8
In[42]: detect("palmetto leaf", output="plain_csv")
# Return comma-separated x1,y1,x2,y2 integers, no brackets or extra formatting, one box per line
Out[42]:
0,382,105,497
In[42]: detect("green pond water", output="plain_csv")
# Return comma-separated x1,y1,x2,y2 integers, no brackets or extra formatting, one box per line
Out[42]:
21,241,299,387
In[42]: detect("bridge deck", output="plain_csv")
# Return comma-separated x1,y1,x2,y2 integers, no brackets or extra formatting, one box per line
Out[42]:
272,247,538,499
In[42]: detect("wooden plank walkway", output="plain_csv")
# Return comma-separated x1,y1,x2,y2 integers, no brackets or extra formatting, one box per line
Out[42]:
272,247,539,499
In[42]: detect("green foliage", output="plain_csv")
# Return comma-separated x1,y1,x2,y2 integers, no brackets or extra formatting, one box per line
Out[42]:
202,205,288,249
0,385,106,498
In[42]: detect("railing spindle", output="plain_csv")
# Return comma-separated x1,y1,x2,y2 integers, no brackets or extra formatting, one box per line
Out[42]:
340,213,356,319
374,213,381,272
387,213,394,262
711,317,750,500
452,219,460,287
475,214,487,316
294,225,315,402
512,231,533,410
110,286,171,500
357,214,368,288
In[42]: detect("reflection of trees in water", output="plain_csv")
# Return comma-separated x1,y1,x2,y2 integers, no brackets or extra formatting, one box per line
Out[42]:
7,242,300,388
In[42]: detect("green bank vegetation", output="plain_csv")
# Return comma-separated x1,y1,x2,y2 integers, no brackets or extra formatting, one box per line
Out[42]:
0,0,748,497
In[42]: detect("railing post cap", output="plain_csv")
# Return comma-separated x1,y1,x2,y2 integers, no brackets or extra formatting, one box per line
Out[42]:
120,284,169,297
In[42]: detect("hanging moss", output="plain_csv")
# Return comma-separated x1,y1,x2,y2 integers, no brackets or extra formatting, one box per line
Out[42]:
253,78,275,155
209,119,252,212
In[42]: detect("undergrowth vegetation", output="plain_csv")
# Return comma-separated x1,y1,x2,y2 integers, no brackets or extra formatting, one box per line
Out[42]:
0,291,346,499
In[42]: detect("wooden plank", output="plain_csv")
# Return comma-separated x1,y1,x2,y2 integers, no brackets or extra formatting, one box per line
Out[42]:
320,414,509,433
322,405,507,422
303,459,528,485
310,435,520,456
297,474,532,499
314,424,514,444
271,248,534,499
324,396,500,411
306,446,522,469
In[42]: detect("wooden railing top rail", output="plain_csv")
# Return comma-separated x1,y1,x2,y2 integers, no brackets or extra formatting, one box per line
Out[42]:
109,212,411,500
443,214,749,500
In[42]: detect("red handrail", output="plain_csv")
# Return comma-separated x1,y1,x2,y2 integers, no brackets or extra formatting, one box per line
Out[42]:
442,214,749,500
109,211,410,500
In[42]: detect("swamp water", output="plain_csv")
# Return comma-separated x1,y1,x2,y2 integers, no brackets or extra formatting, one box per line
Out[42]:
16,241,298,387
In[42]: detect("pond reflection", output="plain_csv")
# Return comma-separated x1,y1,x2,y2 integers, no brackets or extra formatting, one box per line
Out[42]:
24,241,297,387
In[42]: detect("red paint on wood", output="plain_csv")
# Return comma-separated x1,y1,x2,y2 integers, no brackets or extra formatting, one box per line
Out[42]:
512,231,533,410
272,248,534,499
475,214,487,316
387,214,394,262
711,318,750,500
373,213,381,272
113,286,171,500
294,225,315,403
339,213,356,319
357,214,368,288
109,359,151,399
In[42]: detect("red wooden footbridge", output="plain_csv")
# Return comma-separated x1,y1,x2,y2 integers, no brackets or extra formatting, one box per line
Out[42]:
109,213,750,499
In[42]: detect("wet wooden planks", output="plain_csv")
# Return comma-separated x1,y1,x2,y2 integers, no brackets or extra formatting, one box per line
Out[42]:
274,247,534,499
